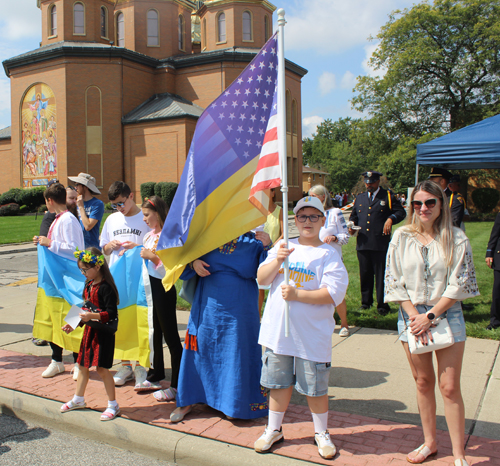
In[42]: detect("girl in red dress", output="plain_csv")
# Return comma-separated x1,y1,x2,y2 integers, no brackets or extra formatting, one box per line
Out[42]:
61,247,121,421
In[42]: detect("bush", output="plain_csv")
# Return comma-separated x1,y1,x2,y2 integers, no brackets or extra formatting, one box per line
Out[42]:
17,187,46,211
140,182,156,202
0,203,20,216
0,188,23,206
154,182,178,207
105,202,112,211
471,188,500,213
38,205,48,213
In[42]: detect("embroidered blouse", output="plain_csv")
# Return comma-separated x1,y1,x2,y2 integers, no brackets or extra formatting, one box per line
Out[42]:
384,227,479,306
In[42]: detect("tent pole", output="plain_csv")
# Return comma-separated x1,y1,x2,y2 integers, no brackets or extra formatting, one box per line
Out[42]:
415,164,419,186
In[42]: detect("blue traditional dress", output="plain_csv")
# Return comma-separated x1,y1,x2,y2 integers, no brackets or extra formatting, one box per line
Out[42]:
177,233,269,419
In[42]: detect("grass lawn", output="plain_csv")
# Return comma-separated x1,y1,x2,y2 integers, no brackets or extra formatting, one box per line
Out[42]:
0,213,112,244
1,214,498,340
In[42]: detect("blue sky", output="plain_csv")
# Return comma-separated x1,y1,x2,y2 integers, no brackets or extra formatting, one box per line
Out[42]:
0,0,418,138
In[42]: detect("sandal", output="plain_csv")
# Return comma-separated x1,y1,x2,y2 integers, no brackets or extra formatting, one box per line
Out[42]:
153,387,177,402
170,405,192,423
407,444,438,464
454,460,469,466
60,400,86,413
100,406,120,421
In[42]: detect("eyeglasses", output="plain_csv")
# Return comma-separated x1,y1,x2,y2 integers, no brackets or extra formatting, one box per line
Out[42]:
47,179,59,188
296,214,324,223
110,201,126,210
67,185,77,192
411,198,438,210
79,267,93,275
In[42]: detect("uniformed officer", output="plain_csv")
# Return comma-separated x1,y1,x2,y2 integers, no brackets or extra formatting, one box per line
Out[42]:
428,168,465,229
486,213,500,330
349,171,406,315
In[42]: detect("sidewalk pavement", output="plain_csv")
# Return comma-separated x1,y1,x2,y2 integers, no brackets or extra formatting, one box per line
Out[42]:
1,244,500,465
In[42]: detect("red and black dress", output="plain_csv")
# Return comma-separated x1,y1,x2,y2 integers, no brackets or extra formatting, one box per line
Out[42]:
77,279,118,369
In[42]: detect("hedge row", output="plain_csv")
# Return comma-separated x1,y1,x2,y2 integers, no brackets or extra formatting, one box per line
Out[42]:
0,187,46,211
140,182,178,207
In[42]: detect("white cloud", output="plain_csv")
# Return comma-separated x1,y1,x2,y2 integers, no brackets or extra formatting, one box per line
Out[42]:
302,115,324,138
0,0,41,40
318,71,336,96
284,0,414,55
361,43,387,78
340,71,356,90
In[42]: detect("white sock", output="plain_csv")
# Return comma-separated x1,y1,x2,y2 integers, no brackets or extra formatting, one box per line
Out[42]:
268,410,285,432
312,412,328,434
73,395,84,404
108,399,119,409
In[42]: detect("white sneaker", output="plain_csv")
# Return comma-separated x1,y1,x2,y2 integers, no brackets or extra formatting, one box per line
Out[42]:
134,365,147,385
113,365,134,386
71,364,80,381
42,360,65,378
315,430,336,459
254,426,284,453
339,327,350,338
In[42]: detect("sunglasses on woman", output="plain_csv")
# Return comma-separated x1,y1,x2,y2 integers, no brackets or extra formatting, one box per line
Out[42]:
296,214,324,223
411,198,438,210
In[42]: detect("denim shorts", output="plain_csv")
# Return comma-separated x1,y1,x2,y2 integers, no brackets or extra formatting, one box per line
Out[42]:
260,348,331,397
397,302,467,344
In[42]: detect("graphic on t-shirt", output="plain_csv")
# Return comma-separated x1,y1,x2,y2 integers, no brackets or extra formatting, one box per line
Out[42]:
112,228,143,237
279,261,316,288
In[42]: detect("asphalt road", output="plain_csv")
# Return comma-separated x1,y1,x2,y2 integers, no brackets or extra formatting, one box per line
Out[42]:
0,412,173,466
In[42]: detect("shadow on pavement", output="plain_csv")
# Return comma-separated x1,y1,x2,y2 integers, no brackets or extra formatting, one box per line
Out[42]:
0,408,51,456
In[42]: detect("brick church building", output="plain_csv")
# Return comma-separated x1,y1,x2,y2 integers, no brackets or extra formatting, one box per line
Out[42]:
0,0,306,202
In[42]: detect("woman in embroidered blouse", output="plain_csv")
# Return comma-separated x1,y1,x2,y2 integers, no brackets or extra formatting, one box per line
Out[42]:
170,231,271,423
309,184,350,337
385,181,479,466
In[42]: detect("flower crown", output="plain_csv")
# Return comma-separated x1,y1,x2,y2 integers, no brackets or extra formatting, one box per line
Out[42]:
74,248,105,266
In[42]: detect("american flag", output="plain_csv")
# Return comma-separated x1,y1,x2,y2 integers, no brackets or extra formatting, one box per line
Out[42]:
205,33,281,216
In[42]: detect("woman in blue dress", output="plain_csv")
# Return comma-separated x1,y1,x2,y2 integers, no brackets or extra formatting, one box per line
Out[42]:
170,232,271,422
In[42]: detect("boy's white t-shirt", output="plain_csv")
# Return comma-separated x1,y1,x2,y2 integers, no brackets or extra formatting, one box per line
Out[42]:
100,211,148,266
258,238,349,363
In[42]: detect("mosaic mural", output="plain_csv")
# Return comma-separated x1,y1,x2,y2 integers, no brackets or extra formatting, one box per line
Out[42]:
21,83,57,187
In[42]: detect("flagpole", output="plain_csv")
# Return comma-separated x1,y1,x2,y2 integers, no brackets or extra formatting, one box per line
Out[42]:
277,8,290,337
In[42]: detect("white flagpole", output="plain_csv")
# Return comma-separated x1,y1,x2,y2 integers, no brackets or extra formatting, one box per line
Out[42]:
277,8,290,337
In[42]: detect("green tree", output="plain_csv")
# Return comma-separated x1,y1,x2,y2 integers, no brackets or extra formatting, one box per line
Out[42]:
353,0,500,136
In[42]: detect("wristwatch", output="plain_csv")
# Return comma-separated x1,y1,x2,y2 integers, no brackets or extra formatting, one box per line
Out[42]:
426,311,436,321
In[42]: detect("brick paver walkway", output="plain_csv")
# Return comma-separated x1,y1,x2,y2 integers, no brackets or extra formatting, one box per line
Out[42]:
1,348,498,465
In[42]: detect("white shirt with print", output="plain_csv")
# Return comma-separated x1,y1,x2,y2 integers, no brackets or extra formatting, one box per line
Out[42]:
258,238,349,363
100,211,148,266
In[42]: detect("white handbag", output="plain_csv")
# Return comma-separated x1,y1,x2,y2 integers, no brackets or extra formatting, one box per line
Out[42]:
401,309,455,354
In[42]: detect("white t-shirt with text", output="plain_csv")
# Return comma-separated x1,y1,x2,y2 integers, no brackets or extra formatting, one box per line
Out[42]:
99,211,148,266
258,238,349,363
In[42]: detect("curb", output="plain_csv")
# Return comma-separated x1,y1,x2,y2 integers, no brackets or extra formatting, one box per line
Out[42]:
0,387,309,466
0,243,36,255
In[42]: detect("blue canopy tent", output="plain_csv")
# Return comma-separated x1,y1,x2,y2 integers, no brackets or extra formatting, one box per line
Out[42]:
416,113,500,183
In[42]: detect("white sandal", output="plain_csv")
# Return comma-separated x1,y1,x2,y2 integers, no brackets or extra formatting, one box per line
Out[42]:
454,460,469,466
100,405,120,421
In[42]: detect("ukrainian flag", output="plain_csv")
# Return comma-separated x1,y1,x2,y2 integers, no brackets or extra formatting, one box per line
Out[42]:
157,33,280,290
33,246,152,367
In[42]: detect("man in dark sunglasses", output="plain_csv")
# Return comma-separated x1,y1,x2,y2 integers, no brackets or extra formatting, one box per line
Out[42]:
428,168,465,230
349,170,406,315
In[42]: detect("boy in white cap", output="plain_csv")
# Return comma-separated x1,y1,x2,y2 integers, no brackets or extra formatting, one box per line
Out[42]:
68,173,104,249
254,196,349,459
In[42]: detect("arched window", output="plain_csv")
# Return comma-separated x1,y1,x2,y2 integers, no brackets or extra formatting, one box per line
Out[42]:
242,11,252,41
49,4,57,36
292,100,298,135
101,7,108,38
202,18,206,48
147,10,159,46
116,13,124,47
217,12,226,43
178,15,185,50
74,2,85,35
264,15,270,42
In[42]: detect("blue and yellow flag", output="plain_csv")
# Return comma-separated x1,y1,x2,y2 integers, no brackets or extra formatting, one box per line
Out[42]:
157,33,280,290
33,246,152,367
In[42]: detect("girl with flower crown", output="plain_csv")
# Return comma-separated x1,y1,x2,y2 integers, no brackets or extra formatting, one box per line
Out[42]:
61,247,121,421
